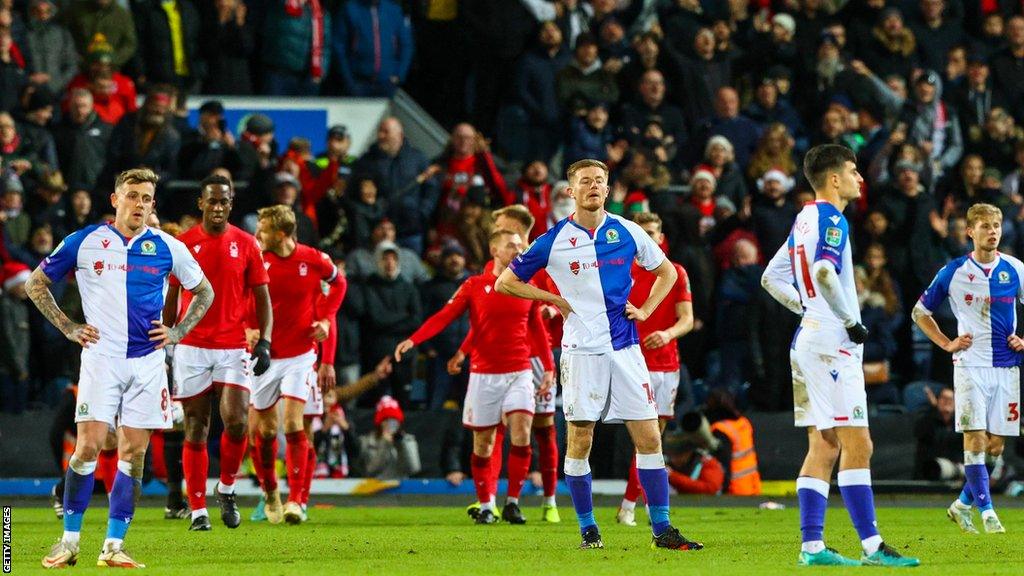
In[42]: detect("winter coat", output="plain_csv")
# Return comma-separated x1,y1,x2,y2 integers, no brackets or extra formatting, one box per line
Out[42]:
333,0,414,88
354,141,436,238
25,19,78,94
262,0,332,76
65,1,137,69
898,75,964,173
514,47,570,126
201,16,254,94
134,0,204,86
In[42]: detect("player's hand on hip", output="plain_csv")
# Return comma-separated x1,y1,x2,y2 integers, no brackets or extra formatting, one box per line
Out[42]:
318,363,336,395
643,330,671,349
309,319,330,342
625,302,648,322
447,350,465,375
844,322,869,344
394,339,414,361
66,323,100,347
539,370,554,394
250,338,272,376
148,320,181,349
944,334,973,353
1007,334,1024,352
554,296,573,319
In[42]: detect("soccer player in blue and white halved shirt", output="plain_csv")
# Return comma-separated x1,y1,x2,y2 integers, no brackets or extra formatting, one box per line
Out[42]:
913,203,1024,535
29,168,214,569
495,159,702,552
762,145,919,567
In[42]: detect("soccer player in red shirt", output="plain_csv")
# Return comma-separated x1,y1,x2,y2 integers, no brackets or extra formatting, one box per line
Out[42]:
450,205,562,522
252,205,346,525
616,212,693,527
396,229,554,524
163,175,273,532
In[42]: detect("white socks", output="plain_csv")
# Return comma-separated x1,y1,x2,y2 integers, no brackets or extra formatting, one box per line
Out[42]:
217,482,235,495
620,499,637,512
191,508,208,521
801,540,825,554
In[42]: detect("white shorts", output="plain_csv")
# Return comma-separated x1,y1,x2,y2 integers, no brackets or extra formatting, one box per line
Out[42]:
791,347,868,430
650,370,680,419
953,366,1021,436
251,350,317,411
560,346,656,424
77,349,172,430
304,377,324,417
531,356,556,415
172,345,251,400
463,370,534,429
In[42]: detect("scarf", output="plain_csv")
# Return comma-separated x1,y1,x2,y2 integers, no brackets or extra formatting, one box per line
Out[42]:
285,0,324,81
1,134,20,155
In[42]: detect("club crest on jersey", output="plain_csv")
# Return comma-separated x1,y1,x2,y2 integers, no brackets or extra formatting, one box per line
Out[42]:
825,227,842,247
570,261,581,275
101,239,110,249
605,228,620,243
229,241,239,258
853,406,864,420
999,271,1010,284
93,261,104,275
77,403,88,416
140,240,156,255
299,263,308,276
569,237,578,247
965,293,974,306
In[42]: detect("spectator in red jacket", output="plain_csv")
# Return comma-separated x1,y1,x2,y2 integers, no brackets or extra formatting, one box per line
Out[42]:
513,160,552,241
664,432,725,495
431,123,511,239
63,36,137,125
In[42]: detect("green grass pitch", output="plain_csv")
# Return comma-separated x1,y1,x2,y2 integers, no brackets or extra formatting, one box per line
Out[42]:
7,502,1024,574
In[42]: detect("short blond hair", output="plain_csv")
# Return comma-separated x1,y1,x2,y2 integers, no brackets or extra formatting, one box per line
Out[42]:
489,228,517,246
258,204,297,237
633,212,662,229
115,167,159,191
492,204,535,234
966,203,1002,228
567,159,609,184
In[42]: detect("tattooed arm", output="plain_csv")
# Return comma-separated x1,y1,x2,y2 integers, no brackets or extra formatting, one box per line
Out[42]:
148,278,215,349
25,268,100,347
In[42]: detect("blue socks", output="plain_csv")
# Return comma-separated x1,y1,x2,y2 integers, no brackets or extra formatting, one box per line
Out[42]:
636,452,671,536
958,485,974,506
796,476,828,551
838,469,882,554
964,451,993,513
106,461,139,545
564,458,595,533
63,457,97,541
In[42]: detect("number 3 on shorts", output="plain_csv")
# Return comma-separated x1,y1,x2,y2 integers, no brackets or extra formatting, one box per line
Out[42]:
1009,402,1020,422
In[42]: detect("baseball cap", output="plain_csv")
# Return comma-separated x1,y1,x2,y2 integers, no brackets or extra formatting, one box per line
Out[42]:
327,124,349,140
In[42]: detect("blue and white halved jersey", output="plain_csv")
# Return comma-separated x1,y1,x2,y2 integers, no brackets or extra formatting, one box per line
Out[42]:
41,223,205,359
917,253,1024,367
776,200,861,355
508,212,665,354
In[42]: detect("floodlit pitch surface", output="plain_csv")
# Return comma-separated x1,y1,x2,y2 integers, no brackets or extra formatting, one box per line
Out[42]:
7,501,1024,574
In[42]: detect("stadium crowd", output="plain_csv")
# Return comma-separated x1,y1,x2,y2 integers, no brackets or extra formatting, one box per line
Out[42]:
2,0,1024,483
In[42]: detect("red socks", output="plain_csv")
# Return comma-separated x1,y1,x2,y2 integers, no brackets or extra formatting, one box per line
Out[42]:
183,441,208,511
470,453,492,506
284,431,308,504
97,448,118,495
535,425,559,498
300,442,316,505
489,424,504,500
624,453,644,503
254,434,278,492
506,445,532,499
219,431,247,488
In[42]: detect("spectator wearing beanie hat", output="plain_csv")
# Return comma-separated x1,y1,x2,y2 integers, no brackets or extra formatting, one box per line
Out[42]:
356,395,420,479
67,1,137,69
752,167,798,255
689,167,718,236
0,261,31,413
63,36,138,125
